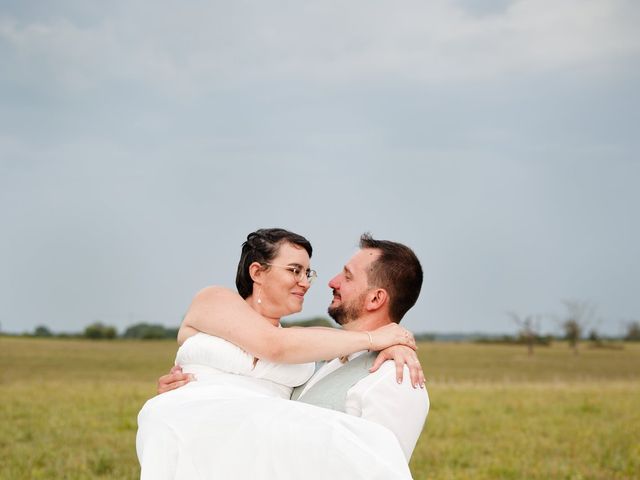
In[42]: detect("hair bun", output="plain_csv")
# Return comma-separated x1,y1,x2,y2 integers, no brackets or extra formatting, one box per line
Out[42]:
245,231,264,249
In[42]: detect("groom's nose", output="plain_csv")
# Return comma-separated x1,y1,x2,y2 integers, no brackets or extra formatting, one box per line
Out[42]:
328,274,340,289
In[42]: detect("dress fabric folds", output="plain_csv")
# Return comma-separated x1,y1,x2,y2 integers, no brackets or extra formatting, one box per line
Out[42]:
137,333,412,480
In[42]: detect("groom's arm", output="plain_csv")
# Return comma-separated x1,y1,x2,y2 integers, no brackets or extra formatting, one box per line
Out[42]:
345,363,429,461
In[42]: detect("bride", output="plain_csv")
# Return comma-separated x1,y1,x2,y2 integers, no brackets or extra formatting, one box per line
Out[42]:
137,228,418,479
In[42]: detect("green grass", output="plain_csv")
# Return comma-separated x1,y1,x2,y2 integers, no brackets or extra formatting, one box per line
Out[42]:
1,337,639,479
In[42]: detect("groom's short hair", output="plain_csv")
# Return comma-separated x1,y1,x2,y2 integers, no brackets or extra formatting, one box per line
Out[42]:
360,233,423,323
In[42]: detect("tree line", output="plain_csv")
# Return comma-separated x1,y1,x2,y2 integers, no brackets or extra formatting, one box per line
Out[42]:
6,307,640,345
503,300,640,355
12,317,336,340
27,322,180,340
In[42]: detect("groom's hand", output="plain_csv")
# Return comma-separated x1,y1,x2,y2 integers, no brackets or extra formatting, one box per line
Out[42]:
157,365,195,394
369,345,426,388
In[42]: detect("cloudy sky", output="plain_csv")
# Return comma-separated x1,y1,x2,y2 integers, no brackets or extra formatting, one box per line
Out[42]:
1,0,639,336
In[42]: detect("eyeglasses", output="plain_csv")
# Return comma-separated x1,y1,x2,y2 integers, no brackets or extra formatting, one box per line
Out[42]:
263,263,317,284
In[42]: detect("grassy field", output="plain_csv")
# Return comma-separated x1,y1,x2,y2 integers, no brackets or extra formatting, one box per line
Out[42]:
1,337,639,479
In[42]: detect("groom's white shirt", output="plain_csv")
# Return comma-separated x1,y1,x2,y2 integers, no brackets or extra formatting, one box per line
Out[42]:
296,351,429,460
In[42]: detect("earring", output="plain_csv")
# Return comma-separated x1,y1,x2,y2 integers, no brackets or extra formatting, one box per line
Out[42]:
257,287,262,305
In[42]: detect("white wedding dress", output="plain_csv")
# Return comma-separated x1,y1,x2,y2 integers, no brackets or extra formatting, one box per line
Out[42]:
137,333,412,479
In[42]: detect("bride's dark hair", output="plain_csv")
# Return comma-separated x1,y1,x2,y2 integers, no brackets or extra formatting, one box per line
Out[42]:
235,228,313,299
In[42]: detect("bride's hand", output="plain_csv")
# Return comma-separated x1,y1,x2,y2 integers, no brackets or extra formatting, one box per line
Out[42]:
369,323,416,351
157,365,195,395
369,345,425,388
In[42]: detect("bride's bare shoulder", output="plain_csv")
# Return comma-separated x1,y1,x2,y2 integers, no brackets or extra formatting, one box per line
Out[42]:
192,286,239,303
179,287,235,341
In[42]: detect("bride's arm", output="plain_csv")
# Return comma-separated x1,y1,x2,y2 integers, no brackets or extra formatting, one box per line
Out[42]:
178,286,415,363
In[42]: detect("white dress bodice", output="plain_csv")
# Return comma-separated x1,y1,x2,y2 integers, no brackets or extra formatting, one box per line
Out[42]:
175,333,316,399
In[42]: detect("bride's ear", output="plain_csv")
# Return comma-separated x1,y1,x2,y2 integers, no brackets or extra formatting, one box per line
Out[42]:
249,262,265,285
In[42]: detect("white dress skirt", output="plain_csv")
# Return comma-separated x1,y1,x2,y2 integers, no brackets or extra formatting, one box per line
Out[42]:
137,333,412,480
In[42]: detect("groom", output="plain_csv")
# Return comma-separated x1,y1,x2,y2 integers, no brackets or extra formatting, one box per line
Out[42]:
158,233,429,460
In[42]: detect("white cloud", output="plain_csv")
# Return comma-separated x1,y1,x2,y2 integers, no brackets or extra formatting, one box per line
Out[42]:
1,0,638,97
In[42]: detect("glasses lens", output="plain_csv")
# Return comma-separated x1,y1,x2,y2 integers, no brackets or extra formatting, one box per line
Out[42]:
307,270,317,284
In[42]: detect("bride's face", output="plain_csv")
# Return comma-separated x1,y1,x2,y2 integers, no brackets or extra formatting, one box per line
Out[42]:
256,242,312,318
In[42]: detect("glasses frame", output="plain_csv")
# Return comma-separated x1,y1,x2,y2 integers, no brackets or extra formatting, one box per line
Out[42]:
263,263,317,284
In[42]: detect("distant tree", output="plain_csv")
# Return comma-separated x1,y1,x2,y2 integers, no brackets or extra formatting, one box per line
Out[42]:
563,319,581,352
508,312,542,355
33,325,53,337
282,317,335,328
415,333,436,342
624,321,640,341
164,327,179,339
561,300,597,355
84,322,117,339
84,323,101,339
587,328,604,347
123,323,176,339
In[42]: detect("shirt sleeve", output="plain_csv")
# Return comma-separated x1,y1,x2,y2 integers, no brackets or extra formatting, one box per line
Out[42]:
343,361,429,461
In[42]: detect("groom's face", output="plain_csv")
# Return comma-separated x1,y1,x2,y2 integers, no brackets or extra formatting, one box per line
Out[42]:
327,248,380,325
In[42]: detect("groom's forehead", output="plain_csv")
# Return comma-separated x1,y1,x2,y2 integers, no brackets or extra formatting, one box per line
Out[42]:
345,248,380,272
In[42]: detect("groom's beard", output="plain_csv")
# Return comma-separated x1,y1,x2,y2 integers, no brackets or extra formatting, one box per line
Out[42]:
328,292,367,326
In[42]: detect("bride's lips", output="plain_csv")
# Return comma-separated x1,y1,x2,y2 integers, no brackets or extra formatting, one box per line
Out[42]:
291,291,306,300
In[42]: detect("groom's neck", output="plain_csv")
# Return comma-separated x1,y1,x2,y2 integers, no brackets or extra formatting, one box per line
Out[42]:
342,313,392,333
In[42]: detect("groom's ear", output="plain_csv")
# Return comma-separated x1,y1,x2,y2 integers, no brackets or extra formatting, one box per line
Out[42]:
249,262,265,285
365,288,388,312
